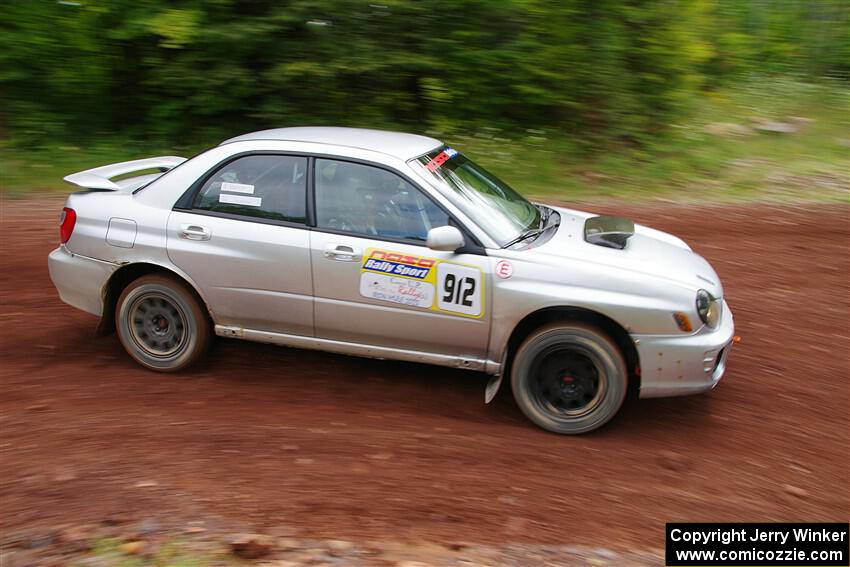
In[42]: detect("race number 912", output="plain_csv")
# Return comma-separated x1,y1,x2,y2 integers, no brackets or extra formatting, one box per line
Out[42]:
436,263,482,317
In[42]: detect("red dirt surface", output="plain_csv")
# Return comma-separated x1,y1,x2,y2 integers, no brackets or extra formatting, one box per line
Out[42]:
1,196,848,551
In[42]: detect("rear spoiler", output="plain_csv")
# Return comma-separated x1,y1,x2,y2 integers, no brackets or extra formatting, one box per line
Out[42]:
63,156,186,191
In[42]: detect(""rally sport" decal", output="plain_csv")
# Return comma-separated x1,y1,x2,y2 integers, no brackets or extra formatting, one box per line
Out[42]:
360,248,483,318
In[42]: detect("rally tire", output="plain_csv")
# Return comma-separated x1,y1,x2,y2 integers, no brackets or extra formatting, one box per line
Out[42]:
511,323,627,434
115,274,211,372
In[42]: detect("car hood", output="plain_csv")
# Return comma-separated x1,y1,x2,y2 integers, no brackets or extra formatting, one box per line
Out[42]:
529,206,723,296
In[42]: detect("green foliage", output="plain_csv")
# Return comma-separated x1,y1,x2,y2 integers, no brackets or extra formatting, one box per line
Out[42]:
453,78,849,203
0,1,846,148
148,8,202,49
4,79,846,203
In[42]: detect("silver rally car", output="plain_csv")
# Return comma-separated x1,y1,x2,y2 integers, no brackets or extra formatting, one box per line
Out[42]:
49,127,734,434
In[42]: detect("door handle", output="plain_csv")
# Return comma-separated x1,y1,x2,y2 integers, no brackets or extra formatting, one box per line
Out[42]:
179,224,211,241
323,244,360,262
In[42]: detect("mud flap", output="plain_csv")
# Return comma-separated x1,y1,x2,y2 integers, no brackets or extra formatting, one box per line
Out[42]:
484,373,503,404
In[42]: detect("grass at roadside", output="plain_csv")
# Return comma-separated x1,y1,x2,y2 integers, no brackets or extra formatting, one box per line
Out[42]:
72,537,231,567
11,531,659,566
0,141,207,196
450,78,849,202
1,78,847,202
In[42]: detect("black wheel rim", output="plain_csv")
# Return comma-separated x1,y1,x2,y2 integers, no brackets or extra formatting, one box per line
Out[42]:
529,345,607,419
128,292,187,358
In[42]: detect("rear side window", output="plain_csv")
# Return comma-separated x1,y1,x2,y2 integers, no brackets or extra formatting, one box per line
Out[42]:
194,155,307,224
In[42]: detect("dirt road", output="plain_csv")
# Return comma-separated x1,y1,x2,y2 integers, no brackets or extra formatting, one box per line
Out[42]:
1,196,848,553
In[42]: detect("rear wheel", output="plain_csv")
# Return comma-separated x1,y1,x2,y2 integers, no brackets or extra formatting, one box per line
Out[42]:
511,323,627,434
115,274,211,372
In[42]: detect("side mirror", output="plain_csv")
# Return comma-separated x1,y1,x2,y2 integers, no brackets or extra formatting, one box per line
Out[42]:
426,225,465,252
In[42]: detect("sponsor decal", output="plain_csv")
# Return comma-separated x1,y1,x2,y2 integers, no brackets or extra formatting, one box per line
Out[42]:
359,273,434,308
361,250,436,280
359,248,483,317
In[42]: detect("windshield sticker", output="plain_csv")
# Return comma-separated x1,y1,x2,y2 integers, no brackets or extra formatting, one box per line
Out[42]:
220,181,255,194
219,193,262,207
360,248,483,318
424,147,459,172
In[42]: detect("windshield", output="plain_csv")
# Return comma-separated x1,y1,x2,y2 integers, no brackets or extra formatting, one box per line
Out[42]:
411,146,540,246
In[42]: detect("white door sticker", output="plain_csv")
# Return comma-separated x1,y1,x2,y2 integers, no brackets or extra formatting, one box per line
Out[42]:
219,193,262,207
359,273,435,308
436,262,482,317
220,182,255,194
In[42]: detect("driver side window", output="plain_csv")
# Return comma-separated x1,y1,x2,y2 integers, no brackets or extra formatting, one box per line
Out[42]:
314,159,448,241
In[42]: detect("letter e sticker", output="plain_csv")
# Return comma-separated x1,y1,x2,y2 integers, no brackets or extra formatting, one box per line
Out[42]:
495,260,513,279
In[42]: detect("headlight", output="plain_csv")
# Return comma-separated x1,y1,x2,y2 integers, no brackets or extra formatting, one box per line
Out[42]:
696,289,721,329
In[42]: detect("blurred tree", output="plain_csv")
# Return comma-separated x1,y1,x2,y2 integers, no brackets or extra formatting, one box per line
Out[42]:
0,0,846,147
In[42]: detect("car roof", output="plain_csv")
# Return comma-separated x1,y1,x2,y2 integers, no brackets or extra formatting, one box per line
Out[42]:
220,127,443,160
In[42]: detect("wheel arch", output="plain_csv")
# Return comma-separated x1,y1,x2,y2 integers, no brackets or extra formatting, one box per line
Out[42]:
501,306,641,396
96,262,211,336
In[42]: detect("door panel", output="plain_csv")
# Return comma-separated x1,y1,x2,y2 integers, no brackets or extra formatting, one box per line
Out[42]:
167,212,313,335
309,158,491,358
165,154,313,335
310,232,491,358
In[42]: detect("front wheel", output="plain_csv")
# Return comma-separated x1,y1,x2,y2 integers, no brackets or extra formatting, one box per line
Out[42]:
115,274,211,372
511,323,627,434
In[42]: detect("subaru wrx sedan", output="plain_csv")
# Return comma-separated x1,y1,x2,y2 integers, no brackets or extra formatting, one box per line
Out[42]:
49,127,734,434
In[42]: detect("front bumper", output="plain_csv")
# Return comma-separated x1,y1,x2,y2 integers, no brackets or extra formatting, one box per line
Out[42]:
634,299,734,398
48,246,116,317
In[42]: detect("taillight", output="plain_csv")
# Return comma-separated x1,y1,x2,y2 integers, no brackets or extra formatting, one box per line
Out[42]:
59,207,76,244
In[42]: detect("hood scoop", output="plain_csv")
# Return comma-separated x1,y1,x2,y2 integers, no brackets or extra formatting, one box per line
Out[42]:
584,215,635,250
